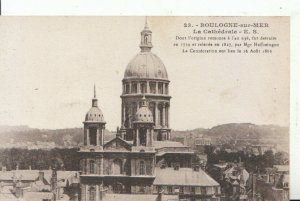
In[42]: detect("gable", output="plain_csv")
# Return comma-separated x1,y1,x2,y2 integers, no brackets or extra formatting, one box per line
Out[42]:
103,137,131,151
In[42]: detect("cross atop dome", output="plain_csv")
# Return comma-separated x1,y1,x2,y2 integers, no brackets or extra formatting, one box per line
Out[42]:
140,17,153,52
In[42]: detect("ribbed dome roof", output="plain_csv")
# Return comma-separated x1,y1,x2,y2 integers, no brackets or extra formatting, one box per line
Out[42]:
134,97,154,123
84,86,105,123
85,105,105,122
124,52,168,80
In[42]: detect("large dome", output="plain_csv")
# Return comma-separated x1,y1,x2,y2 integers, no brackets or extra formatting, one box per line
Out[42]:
124,52,168,80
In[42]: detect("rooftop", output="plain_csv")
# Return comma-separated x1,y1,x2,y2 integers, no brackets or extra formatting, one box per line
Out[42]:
103,193,178,201
154,167,219,187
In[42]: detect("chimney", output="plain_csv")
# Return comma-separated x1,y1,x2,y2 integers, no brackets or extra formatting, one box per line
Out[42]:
173,163,179,171
156,189,164,201
38,171,44,181
116,127,121,138
15,180,23,198
193,165,200,172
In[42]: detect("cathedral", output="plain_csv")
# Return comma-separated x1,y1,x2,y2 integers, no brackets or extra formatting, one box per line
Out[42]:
78,19,221,201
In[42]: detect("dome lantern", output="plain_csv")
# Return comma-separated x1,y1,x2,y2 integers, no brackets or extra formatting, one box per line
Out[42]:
139,17,153,52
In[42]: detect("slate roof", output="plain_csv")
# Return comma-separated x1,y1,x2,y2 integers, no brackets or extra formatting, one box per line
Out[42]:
103,193,178,201
0,170,78,187
152,141,185,149
274,165,289,173
153,167,219,186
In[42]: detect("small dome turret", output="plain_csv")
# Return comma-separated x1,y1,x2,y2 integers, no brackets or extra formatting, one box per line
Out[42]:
134,96,153,123
85,85,105,122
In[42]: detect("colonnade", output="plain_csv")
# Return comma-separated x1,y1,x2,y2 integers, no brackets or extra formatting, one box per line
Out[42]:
123,80,169,95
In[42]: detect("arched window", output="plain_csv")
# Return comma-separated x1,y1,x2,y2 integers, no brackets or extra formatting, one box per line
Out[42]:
113,159,122,175
89,160,95,174
139,160,146,175
89,186,96,201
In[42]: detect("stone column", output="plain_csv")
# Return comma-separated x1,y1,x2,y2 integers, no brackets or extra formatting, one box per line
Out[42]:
102,126,105,145
146,129,149,146
150,128,154,146
121,102,124,127
100,156,104,175
129,82,132,94
155,103,159,128
85,185,88,201
96,184,99,201
84,129,87,146
129,106,132,128
165,83,168,95
155,82,158,94
136,128,139,146
81,184,86,201
146,81,150,94
137,82,141,94
87,128,90,146
96,127,99,146
162,103,166,128
122,104,126,128
167,104,170,128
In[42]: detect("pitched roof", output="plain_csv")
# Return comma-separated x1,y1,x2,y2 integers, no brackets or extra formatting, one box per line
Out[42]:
103,193,178,201
23,192,53,201
274,165,289,172
152,141,185,149
104,137,132,151
153,167,219,186
0,170,78,186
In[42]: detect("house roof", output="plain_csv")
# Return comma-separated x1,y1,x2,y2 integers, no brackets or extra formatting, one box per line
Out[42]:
0,170,78,187
103,193,178,201
274,165,289,172
23,192,53,201
152,141,185,149
153,167,219,186
103,137,132,151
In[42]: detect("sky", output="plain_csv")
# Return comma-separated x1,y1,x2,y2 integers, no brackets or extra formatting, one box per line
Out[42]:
0,16,289,131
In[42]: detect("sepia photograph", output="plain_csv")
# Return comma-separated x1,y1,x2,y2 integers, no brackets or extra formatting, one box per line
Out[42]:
0,16,290,201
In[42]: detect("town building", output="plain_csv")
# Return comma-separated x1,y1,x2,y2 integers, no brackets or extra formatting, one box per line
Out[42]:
78,19,221,201
0,168,79,201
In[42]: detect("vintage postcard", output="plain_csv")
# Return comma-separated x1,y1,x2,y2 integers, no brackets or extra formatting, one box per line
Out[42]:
0,16,290,201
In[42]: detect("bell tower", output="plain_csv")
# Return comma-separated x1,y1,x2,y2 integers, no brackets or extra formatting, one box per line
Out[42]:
83,85,106,147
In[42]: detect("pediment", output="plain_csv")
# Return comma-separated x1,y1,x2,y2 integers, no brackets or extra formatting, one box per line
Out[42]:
103,137,131,151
